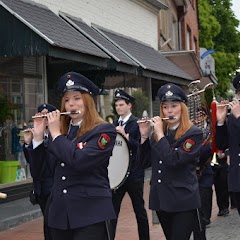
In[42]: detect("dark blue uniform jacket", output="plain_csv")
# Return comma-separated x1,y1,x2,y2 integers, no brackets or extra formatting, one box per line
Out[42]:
114,115,144,179
27,123,117,230
216,115,240,192
138,125,202,212
24,141,53,196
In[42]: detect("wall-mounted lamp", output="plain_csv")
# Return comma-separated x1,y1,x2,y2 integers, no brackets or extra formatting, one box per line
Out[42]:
99,84,108,95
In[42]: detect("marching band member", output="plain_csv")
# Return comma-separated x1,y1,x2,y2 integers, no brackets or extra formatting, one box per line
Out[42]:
193,107,213,239
215,74,240,216
138,83,203,240
23,103,56,240
27,72,117,240
111,89,150,240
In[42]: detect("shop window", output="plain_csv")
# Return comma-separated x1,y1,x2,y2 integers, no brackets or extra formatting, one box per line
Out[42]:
0,56,45,185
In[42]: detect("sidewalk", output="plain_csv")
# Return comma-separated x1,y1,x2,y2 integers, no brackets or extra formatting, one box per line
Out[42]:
0,179,239,239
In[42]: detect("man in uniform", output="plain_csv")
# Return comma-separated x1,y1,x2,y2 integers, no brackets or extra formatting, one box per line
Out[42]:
215,74,240,215
110,89,150,240
23,103,56,240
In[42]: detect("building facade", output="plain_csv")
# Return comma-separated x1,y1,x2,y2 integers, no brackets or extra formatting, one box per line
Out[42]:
0,0,197,201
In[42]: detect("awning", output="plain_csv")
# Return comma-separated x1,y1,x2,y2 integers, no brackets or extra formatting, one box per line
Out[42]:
162,50,203,80
162,50,218,89
91,25,193,84
0,0,193,84
0,0,110,67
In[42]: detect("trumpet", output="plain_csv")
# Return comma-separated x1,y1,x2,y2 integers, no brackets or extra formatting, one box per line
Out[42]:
32,110,81,119
137,116,177,123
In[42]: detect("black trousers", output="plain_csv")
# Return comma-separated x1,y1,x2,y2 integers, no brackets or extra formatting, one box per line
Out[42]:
212,166,229,211
193,187,213,240
38,194,52,240
110,177,149,240
232,192,240,215
49,221,108,240
199,187,213,221
156,209,197,240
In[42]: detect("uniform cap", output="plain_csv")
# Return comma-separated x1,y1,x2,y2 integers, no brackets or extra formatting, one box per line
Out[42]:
57,72,99,96
232,74,240,91
114,89,135,103
157,83,188,103
37,103,57,113
197,106,208,115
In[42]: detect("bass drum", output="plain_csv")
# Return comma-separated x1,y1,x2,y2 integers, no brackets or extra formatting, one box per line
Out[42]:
108,133,131,190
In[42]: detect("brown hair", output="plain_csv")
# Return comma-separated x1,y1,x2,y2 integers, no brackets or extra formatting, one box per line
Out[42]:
60,92,105,137
154,102,192,141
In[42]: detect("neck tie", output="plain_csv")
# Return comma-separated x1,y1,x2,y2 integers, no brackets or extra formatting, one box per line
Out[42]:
67,125,79,141
44,135,48,147
119,120,124,126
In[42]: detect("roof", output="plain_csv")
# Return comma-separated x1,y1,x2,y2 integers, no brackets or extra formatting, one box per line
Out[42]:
0,0,109,59
92,25,193,82
59,12,138,67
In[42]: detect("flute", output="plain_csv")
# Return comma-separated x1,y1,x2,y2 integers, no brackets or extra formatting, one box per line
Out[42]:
32,110,81,119
137,116,177,123
0,192,7,199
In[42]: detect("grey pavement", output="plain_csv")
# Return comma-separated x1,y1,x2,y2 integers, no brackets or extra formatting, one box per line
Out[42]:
0,196,41,231
1,168,240,240
206,209,240,240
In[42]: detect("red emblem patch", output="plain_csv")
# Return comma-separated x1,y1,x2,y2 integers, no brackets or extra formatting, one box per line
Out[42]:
98,133,110,149
183,139,195,152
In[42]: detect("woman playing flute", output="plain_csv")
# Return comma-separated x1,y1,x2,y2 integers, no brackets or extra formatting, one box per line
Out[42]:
138,83,203,240
27,72,117,240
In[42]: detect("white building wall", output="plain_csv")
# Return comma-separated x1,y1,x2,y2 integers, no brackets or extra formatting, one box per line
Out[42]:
31,0,158,49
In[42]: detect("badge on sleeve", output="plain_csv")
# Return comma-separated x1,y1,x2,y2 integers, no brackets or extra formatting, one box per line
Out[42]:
183,139,195,152
98,133,110,149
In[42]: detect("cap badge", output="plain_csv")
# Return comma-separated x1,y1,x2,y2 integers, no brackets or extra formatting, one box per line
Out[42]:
66,79,74,87
67,74,71,79
116,93,121,97
165,91,173,97
167,85,171,89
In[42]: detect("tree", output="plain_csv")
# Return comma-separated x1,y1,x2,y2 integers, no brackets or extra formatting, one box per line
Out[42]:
198,0,221,49
198,0,240,97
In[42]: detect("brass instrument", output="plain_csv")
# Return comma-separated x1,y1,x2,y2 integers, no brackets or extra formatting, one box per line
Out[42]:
187,81,213,129
32,110,81,119
210,152,219,166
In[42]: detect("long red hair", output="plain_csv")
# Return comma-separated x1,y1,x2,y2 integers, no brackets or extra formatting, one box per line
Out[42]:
154,102,192,141
60,92,105,137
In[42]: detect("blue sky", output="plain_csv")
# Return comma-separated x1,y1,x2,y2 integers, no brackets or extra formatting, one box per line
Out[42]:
231,0,240,31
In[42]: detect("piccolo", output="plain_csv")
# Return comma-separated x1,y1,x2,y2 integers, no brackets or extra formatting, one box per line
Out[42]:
137,116,177,123
32,110,81,119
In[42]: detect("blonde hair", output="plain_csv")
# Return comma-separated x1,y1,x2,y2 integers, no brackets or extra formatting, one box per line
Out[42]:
60,92,105,137
154,102,192,141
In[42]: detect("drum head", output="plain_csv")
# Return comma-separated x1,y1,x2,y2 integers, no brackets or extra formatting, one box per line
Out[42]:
108,133,130,189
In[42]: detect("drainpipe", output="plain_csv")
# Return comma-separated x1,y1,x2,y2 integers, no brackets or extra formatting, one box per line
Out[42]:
178,0,188,50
